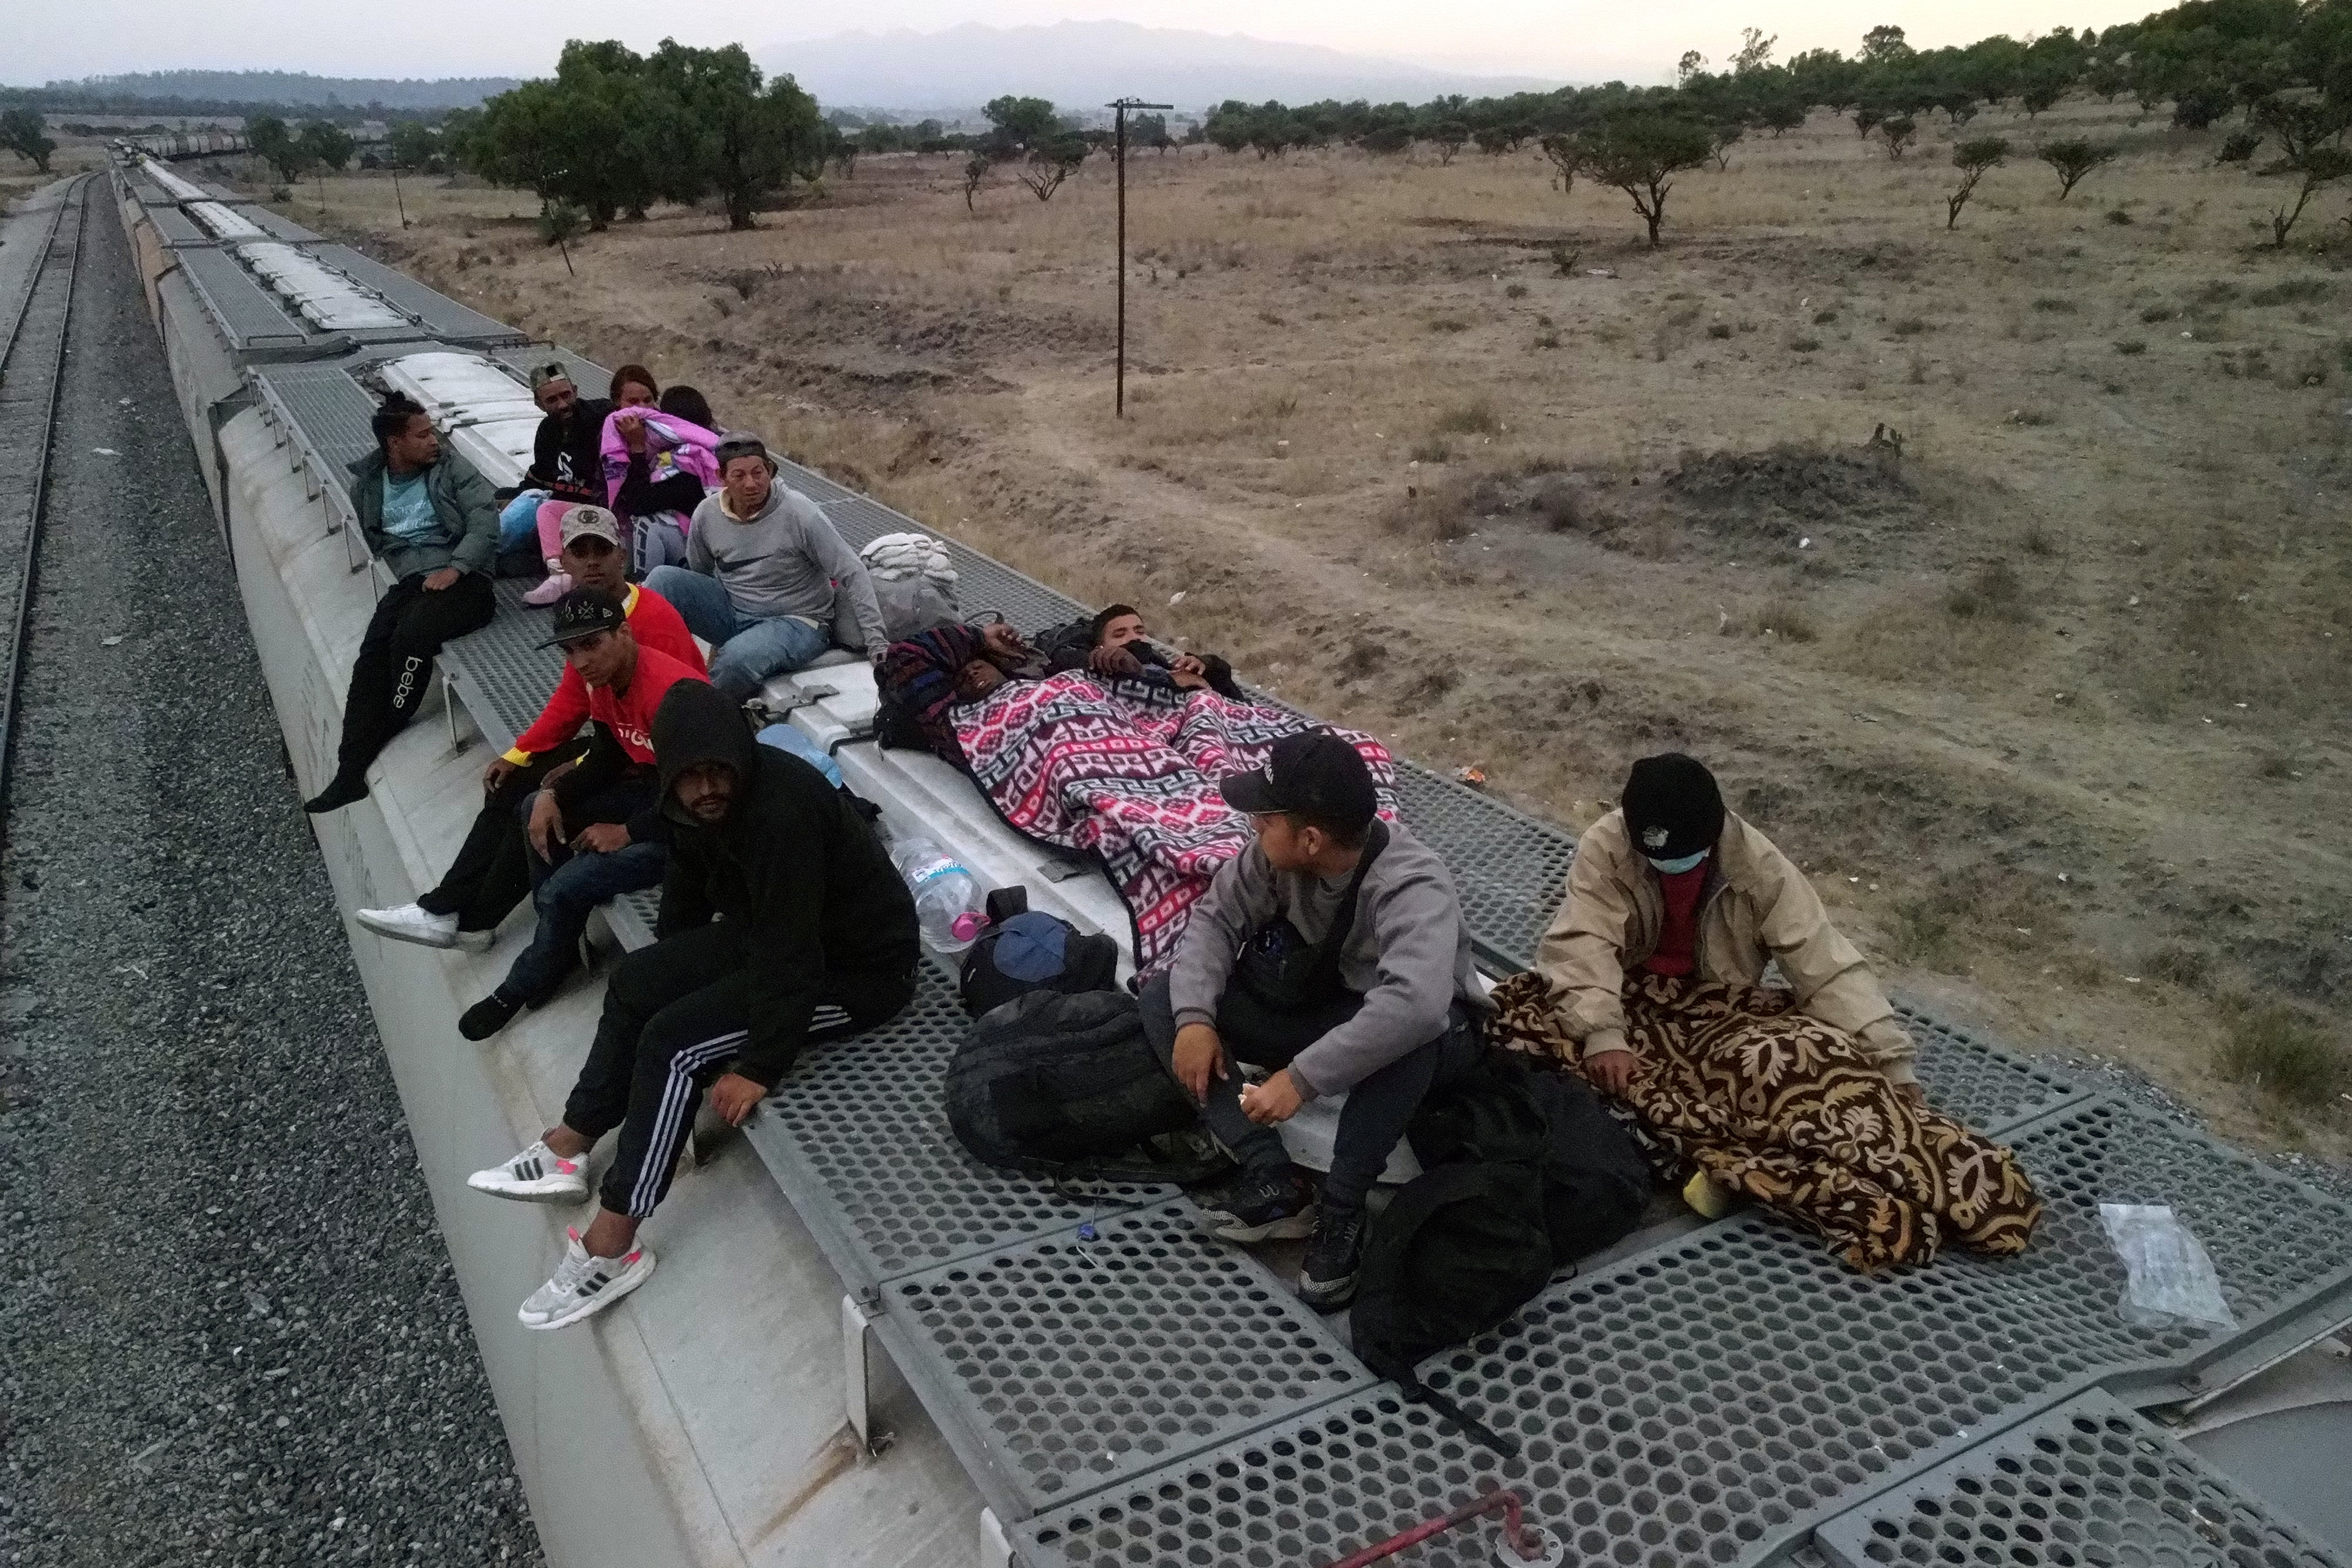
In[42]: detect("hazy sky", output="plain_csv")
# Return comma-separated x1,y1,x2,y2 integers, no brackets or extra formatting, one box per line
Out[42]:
21,0,2159,87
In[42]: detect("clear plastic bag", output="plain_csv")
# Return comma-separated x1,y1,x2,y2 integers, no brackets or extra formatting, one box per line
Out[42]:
2099,1203,2238,1331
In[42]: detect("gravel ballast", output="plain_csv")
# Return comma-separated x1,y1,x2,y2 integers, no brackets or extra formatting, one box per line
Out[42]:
0,187,544,1565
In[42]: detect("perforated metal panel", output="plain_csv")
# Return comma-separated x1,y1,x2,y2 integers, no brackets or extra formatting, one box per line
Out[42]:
882,1201,1375,1517
1812,1391,2348,1568
1896,1005,2083,1135
741,964,1170,1290
146,207,210,247
439,582,564,754
177,247,313,351
1015,1094,2352,1568
245,207,322,243
250,358,385,473
308,246,524,346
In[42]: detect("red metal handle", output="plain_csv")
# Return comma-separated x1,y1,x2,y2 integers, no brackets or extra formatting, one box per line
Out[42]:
1318,1483,1547,1568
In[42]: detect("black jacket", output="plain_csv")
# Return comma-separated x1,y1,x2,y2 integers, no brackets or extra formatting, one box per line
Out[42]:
527,400,612,504
646,683,919,1087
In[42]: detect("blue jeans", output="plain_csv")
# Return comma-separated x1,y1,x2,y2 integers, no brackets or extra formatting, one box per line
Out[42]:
500,490,549,551
498,778,666,1004
643,565,833,700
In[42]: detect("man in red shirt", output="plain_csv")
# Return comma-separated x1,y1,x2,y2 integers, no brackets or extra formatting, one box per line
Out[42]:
358,508,702,958
451,588,706,1038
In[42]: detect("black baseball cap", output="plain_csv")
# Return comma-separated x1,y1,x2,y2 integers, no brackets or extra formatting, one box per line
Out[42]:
1621,753,1725,861
538,588,627,648
1220,731,1378,830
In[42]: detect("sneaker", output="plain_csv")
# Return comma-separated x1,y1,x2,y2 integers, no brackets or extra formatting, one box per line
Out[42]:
458,991,524,1041
1196,1165,1318,1243
1298,1204,1368,1311
522,570,574,608
302,774,368,814
517,1227,656,1331
466,1140,590,1205
356,902,459,950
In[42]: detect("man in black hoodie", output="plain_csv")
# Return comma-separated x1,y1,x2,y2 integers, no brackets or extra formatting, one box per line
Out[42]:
466,680,920,1331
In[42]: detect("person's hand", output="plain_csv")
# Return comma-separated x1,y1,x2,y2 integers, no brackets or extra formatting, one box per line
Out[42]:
1893,1081,1929,1112
1239,1069,1304,1125
1170,653,1206,678
526,791,564,860
541,757,578,789
481,756,520,795
615,411,647,453
1173,1022,1227,1104
1088,644,1144,679
1585,1048,1639,1097
572,822,629,855
422,567,460,591
981,622,1028,661
709,1072,765,1126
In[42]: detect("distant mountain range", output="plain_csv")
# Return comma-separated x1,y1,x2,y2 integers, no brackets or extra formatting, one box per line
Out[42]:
36,71,517,110
761,21,1564,116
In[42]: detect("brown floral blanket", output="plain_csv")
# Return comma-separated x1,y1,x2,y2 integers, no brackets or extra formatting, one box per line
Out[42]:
1487,970,2041,1271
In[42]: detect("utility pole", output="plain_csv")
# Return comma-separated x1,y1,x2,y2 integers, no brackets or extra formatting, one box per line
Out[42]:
1106,98,1172,417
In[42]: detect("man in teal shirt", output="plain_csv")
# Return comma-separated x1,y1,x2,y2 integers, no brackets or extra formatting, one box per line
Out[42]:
304,392,499,814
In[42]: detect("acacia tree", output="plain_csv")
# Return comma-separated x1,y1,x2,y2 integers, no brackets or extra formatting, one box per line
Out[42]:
2269,146,2351,246
1431,119,1470,164
1578,114,1717,247
1017,136,1088,200
2039,138,2117,197
1881,115,1919,158
1537,131,1582,194
1945,136,2010,228
0,108,56,172
961,152,990,213
247,114,308,184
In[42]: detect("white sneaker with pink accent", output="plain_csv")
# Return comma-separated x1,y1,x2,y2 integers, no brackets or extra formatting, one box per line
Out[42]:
518,1229,656,1331
522,568,574,607
466,1140,589,1204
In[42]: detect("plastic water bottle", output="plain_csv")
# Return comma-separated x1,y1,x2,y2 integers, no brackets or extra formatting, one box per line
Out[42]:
888,833,986,953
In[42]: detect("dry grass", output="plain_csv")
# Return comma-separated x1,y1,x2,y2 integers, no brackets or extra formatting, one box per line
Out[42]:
267,96,2352,1156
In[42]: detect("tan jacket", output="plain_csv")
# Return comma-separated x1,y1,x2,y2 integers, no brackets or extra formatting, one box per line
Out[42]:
1533,810,1916,1084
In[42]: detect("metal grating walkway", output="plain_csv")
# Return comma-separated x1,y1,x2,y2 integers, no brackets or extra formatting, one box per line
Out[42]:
1810,1390,2347,1568
740,963,1172,1292
878,1201,1378,1521
1012,1093,2352,1566
309,245,524,347
178,247,313,351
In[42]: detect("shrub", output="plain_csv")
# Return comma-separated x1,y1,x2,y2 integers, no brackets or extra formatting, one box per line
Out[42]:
2040,139,2119,199
1428,316,1470,333
2247,277,2332,307
1548,243,1580,276
1880,115,1919,159
2105,207,2134,225
1504,282,1529,299
2216,130,2263,165
2031,296,2078,313
2115,338,2147,355
1433,399,1502,435
1532,330,1562,349
1890,316,1929,337
1707,322,1733,338
2139,304,2176,323
2142,944,2210,989
1409,437,1456,463
1946,136,2010,229
1944,559,2028,619
2217,1006,2348,1107
1790,337,1822,352
1812,308,1839,324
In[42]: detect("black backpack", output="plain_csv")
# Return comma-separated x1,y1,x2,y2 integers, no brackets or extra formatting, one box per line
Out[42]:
956,888,1120,1017
945,989,1224,1183
1351,1048,1651,1456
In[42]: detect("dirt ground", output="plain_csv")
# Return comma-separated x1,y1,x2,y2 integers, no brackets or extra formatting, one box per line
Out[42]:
231,97,2350,1159
0,140,108,208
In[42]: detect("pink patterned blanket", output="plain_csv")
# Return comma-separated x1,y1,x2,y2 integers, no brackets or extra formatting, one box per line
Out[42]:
955,673,1396,975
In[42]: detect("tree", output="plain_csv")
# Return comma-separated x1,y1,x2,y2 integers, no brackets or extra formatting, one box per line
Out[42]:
1537,131,1582,193
1709,121,1745,169
645,42,825,230
962,152,990,213
1578,114,1717,246
1678,51,1709,85
1432,119,1470,164
1861,25,1914,64
2039,138,2117,197
2268,146,2351,245
0,108,56,173
1881,115,1919,158
1946,135,2009,228
247,113,307,183
2017,70,2067,118
1853,102,1886,138
982,95,1061,157
1017,135,1088,200
297,119,355,172
2251,97,2352,167
1756,99,1808,136
385,118,440,172
1732,27,1778,74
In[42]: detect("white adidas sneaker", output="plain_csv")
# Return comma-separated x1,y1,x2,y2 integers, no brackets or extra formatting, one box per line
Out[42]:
355,903,494,953
518,1229,656,1331
466,1141,590,1205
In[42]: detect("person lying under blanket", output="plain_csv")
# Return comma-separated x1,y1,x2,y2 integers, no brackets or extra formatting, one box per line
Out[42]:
876,622,1396,976
1485,752,2042,1271
1037,603,1245,701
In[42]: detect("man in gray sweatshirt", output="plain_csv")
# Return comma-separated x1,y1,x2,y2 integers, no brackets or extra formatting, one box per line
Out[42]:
643,432,892,700
1144,730,1486,1309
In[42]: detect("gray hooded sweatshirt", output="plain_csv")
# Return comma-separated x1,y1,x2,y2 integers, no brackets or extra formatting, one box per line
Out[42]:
685,483,891,660
1166,820,1486,1099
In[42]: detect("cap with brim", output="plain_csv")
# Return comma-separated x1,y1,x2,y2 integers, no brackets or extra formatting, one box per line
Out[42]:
1621,752,1725,862
1219,730,1378,830
538,588,628,649
713,429,774,471
529,362,572,392
558,505,623,550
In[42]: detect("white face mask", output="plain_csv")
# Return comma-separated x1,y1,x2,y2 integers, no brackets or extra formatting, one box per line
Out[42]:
1646,848,1710,875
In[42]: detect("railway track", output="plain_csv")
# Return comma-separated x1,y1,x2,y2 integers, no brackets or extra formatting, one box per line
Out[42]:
0,173,91,820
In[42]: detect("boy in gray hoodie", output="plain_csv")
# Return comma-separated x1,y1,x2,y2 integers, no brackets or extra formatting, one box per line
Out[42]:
1145,731,1486,1309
